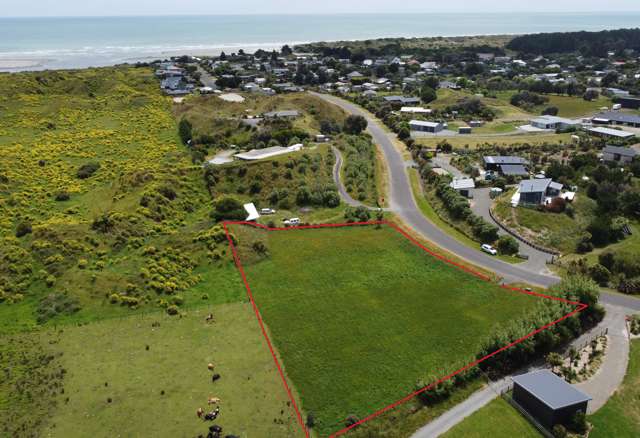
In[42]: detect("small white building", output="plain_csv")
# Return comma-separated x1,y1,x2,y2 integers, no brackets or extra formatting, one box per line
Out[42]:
450,178,476,197
234,144,303,161
400,106,432,114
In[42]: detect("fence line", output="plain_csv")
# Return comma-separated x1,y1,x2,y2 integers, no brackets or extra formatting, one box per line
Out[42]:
488,207,560,256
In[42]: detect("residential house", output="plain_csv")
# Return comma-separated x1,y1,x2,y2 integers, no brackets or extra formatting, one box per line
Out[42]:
602,145,637,164
529,115,581,131
518,178,563,205
587,127,636,140
592,111,640,128
263,110,300,120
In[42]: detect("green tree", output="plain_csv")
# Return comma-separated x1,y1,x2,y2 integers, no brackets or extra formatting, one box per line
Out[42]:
178,118,193,145
343,115,368,135
497,235,519,255
420,85,437,104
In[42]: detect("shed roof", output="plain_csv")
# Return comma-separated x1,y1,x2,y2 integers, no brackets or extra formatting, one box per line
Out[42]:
588,127,635,138
409,120,442,128
604,145,637,157
450,178,476,190
484,156,528,165
513,370,592,410
500,164,529,176
593,111,640,125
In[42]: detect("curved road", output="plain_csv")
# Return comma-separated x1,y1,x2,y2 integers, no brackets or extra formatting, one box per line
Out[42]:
311,91,640,311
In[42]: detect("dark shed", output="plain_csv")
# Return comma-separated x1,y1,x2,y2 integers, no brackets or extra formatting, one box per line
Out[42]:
512,370,591,430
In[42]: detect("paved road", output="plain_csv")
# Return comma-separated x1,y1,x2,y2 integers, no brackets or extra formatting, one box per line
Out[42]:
576,304,630,413
331,146,367,208
311,91,640,311
196,65,218,89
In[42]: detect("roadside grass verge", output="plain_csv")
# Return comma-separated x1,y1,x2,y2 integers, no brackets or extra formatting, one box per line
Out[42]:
30,304,299,437
588,339,640,437
230,223,542,436
440,397,541,438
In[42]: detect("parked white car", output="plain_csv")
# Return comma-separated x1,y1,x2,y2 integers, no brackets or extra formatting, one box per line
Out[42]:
260,208,276,215
481,244,498,256
283,217,301,226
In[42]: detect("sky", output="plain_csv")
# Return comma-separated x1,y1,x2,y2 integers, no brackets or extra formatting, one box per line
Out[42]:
4,0,640,17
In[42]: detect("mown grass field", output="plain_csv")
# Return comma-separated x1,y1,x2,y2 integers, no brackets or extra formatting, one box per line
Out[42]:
231,224,541,436
442,397,540,438
415,133,573,150
0,304,299,438
589,339,640,437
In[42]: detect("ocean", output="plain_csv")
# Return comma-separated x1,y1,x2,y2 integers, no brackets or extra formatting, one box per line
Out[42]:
1,13,640,71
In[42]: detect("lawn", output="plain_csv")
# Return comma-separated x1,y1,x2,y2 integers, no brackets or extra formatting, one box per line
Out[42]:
441,397,540,438
589,339,640,437
493,192,597,254
230,223,542,436
25,304,299,437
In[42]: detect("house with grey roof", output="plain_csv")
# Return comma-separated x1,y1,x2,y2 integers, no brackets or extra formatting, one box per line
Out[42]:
592,111,640,128
603,145,638,164
512,370,591,430
530,115,581,131
483,156,529,177
518,178,563,205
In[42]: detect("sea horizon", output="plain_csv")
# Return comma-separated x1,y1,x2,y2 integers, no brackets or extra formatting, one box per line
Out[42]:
1,12,639,72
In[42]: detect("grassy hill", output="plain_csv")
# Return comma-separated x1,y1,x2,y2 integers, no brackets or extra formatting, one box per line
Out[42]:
173,92,348,146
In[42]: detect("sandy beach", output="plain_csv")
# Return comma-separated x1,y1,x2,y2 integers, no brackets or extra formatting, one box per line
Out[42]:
0,59,46,70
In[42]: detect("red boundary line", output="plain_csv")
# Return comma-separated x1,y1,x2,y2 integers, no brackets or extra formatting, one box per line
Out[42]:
222,220,587,438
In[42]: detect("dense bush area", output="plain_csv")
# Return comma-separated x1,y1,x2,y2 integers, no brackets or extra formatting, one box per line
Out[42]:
204,146,339,211
478,275,604,377
335,134,379,204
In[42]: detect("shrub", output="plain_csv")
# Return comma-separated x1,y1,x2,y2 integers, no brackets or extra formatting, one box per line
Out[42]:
588,264,611,286
166,305,179,315
178,118,193,144
15,221,32,238
569,411,588,434
36,293,81,324
497,235,519,255
305,412,315,428
211,196,246,222
546,197,566,213
344,206,371,223
552,424,568,438
77,162,100,179
55,191,70,201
